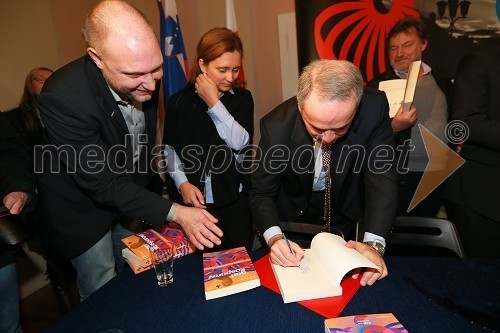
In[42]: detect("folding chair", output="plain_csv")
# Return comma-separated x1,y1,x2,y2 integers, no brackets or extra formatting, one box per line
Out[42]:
389,216,465,258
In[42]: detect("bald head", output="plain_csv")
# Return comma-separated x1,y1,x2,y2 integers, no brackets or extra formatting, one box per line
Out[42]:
85,0,163,103
85,0,156,55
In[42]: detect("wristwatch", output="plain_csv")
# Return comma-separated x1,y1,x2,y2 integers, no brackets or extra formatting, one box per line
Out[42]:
364,241,385,257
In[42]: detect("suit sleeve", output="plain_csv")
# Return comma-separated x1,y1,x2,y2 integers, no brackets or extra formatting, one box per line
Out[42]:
249,117,286,234
0,114,38,213
361,94,398,240
38,92,172,226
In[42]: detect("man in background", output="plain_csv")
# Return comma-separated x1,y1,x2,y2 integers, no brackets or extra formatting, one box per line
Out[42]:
368,16,453,217
444,46,500,258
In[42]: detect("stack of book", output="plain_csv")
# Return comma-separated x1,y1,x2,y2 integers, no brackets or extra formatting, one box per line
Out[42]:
121,224,195,274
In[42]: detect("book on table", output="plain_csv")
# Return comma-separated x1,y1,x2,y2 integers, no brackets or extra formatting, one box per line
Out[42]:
124,256,151,274
271,233,378,303
378,60,421,117
254,253,362,318
203,246,260,300
324,313,408,333
121,223,195,274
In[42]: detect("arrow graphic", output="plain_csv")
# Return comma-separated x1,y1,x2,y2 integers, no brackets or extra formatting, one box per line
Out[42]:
408,124,465,212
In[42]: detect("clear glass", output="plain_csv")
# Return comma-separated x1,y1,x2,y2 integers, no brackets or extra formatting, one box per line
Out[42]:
149,246,174,286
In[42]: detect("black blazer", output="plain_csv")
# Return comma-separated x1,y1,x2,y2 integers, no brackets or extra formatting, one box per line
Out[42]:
250,88,398,240
445,47,500,221
37,55,173,257
0,113,38,264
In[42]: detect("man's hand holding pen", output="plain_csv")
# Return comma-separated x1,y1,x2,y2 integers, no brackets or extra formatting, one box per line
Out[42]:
268,233,304,267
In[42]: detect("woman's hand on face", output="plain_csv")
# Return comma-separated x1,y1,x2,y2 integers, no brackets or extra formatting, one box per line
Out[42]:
195,73,219,108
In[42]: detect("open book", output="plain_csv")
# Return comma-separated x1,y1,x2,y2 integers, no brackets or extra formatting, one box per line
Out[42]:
271,233,378,303
378,60,421,117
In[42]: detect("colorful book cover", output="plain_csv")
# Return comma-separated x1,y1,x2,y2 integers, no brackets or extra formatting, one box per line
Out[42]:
324,313,408,333
121,225,195,271
203,247,260,300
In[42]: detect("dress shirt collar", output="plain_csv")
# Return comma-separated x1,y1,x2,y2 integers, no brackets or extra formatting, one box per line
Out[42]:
394,61,431,79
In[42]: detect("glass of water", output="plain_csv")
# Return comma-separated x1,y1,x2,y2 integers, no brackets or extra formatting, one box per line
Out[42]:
149,246,174,286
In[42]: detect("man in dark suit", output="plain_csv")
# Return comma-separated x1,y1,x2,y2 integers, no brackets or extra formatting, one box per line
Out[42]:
444,47,500,258
250,60,397,286
36,0,222,300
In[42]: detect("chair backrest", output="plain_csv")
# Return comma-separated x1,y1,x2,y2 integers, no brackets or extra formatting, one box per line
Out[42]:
279,222,324,248
389,216,465,258
252,221,365,251
0,212,33,246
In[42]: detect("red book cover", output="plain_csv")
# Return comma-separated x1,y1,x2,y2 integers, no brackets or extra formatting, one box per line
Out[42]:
254,254,361,318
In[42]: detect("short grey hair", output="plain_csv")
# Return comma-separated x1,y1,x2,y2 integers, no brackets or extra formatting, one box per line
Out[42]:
296,59,363,109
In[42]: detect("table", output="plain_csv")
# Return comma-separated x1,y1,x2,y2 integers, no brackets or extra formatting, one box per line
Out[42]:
46,252,500,333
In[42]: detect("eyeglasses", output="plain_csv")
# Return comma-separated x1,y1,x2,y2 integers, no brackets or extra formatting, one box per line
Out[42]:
32,76,48,84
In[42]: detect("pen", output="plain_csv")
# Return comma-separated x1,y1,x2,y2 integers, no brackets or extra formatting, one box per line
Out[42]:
282,232,295,255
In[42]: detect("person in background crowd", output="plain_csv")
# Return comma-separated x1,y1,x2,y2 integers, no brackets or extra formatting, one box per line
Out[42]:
444,46,500,258
3,67,76,313
0,112,38,333
36,0,222,301
368,16,453,217
163,27,254,250
3,67,53,146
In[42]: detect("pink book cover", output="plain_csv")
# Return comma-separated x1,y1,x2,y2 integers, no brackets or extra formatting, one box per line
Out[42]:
121,225,195,269
324,313,408,333
203,247,260,298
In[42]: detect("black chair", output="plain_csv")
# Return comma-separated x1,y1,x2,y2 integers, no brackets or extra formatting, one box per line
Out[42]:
251,221,365,250
0,208,33,246
388,216,465,258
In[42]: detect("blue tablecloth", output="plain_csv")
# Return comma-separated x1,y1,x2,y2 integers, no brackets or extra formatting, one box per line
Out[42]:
46,252,500,333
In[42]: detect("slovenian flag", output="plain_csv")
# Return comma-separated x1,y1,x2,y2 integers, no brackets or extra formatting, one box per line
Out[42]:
158,0,190,102
225,0,246,88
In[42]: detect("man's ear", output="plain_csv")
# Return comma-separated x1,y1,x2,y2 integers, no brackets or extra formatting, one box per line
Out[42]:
87,47,104,69
421,39,428,52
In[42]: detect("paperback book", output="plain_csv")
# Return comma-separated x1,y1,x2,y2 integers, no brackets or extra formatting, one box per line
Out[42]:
378,60,421,117
325,313,408,333
121,224,195,273
203,246,260,300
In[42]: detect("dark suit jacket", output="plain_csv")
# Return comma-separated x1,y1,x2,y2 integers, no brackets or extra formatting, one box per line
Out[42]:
37,55,173,257
250,88,398,240
0,112,37,207
0,112,37,265
445,47,500,221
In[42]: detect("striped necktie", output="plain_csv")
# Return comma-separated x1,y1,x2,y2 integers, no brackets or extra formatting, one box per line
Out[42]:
322,144,332,232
